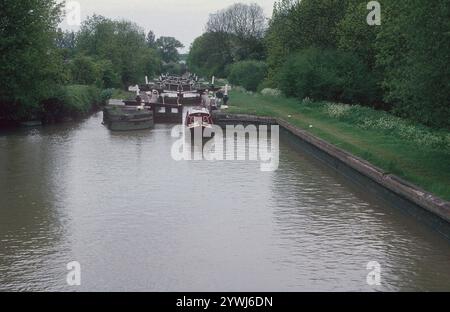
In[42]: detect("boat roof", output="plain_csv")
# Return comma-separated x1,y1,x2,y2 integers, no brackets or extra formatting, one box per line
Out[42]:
187,107,210,115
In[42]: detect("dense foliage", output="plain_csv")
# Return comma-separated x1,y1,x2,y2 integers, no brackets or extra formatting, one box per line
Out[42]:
41,85,102,122
0,0,64,119
228,61,268,91
0,4,184,123
187,0,450,128
2,1,448,129
187,32,233,77
155,36,184,63
277,48,377,104
268,0,450,128
375,0,450,128
75,15,161,87
187,3,267,78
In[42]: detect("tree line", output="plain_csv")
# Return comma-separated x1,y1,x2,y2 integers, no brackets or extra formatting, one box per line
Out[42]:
0,0,184,123
188,0,450,129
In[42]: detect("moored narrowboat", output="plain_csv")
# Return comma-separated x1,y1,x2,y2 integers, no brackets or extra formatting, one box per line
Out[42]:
103,101,154,131
185,107,213,133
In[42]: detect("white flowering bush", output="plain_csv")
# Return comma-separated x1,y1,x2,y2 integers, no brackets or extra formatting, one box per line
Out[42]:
322,102,450,151
326,103,352,118
261,88,282,97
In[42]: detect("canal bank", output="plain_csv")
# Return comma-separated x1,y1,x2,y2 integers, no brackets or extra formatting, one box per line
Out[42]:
226,91,450,202
213,111,450,239
0,86,130,129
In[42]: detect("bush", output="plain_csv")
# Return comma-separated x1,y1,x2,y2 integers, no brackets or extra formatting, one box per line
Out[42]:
69,55,121,89
39,85,101,123
162,62,186,76
61,85,101,117
228,60,268,91
277,48,378,105
261,88,282,97
256,78,275,92
100,88,115,104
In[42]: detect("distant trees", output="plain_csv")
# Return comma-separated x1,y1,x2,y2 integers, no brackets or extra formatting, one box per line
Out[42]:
146,31,156,48
189,0,449,128
228,60,268,91
188,2,267,77
187,32,233,77
69,55,120,88
0,6,188,123
155,36,184,63
206,3,266,39
2,0,448,128
75,15,161,87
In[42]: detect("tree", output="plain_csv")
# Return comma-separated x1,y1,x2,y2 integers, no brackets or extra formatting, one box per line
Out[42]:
0,0,64,119
376,0,450,128
76,15,162,86
70,55,100,85
187,32,233,77
188,2,268,77
228,60,268,91
336,0,378,70
266,0,349,77
277,48,378,104
69,55,120,88
205,2,267,62
155,36,184,63
335,0,383,106
146,30,156,48
206,3,267,40
56,29,76,50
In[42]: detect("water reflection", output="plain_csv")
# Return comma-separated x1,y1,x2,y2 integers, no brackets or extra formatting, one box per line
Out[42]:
270,134,450,291
0,114,449,291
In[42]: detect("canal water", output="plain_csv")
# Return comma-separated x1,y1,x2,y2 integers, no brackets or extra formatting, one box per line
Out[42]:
0,113,449,291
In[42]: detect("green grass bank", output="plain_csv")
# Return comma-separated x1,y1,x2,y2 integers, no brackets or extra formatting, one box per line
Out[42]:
227,90,450,201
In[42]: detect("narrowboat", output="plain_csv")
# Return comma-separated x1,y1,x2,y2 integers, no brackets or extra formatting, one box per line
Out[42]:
103,100,154,131
185,107,213,133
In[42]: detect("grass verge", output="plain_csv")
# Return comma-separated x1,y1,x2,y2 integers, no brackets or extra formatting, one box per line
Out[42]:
227,90,450,201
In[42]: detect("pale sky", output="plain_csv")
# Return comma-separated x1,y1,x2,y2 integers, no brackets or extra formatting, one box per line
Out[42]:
60,0,276,53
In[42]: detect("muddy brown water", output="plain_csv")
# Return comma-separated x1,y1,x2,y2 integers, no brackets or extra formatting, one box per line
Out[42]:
0,113,449,291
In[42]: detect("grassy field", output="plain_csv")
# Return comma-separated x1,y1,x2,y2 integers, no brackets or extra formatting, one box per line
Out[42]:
227,90,450,201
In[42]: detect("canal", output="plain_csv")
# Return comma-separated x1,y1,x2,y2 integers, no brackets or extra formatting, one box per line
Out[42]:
0,112,449,291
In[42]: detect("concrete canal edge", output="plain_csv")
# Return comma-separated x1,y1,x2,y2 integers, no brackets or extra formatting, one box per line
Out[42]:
213,112,450,239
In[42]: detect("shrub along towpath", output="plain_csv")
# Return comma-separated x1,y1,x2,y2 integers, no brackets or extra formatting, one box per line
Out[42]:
227,90,450,201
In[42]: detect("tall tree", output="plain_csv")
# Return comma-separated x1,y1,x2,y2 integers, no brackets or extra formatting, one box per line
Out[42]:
146,30,156,48
188,2,267,77
266,0,349,76
206,2,267,62
76,15,161,86
376,0,450,128
335,0,383,105
187,32,233,77
155,36,184,63
206,3,267,40
0,0,64,118
336,0,378,70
